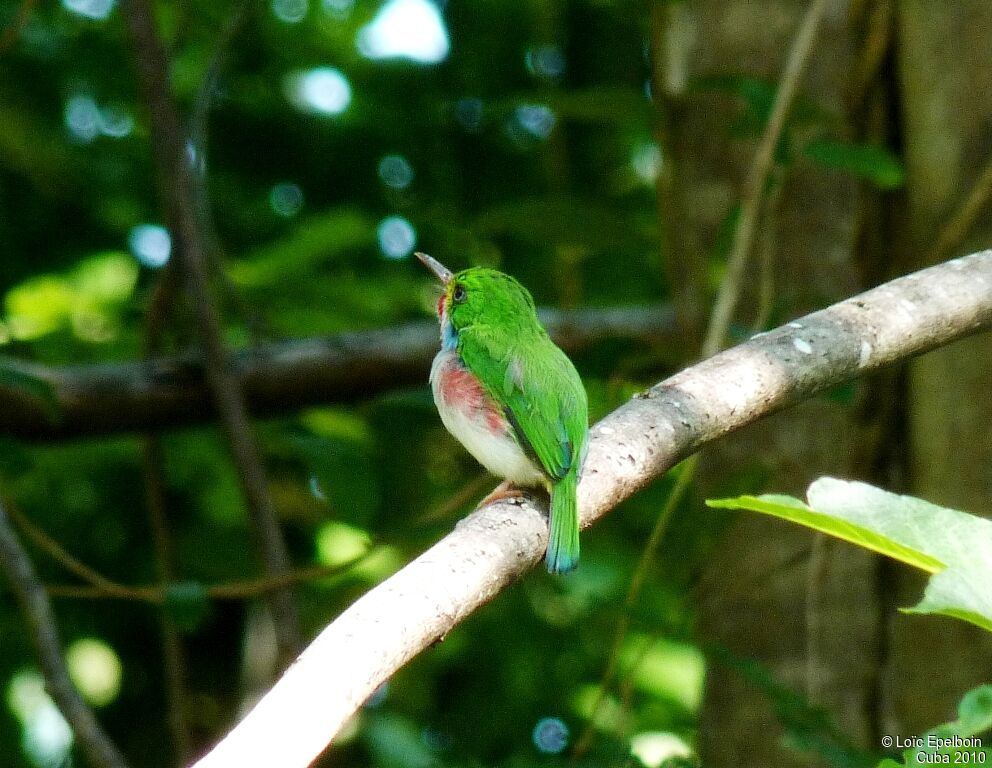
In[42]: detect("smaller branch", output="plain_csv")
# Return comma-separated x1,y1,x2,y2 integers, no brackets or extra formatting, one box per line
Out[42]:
703,0,832,357
43,557,372,603
4,500,370,602
752,164,786,333
0,498,130,768
0,305,674,440
143,436,192,763
6,502,133,596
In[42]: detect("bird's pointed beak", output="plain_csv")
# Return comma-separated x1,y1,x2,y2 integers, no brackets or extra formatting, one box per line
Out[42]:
415,252,453,285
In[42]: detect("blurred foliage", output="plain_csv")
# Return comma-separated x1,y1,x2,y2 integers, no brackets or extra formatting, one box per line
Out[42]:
877,685,992,767
0,1,920,768
709,646,879,768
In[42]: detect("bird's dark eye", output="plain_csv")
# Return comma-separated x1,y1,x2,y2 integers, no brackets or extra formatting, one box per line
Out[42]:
452,285,467,303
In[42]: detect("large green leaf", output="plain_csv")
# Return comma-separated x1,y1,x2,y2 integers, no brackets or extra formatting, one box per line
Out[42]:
707,478,992,633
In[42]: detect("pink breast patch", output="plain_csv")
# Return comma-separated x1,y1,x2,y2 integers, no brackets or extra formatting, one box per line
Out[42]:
437,358,507,435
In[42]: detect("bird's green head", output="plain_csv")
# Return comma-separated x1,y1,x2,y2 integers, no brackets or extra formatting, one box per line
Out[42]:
416,253,539,342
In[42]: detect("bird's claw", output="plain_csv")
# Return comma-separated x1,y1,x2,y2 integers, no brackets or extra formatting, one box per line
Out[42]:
477,481,529,508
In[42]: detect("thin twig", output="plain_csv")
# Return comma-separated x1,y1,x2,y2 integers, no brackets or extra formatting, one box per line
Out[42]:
6,502,133,596
42,556,373,602
119,0,302,662
143,436,192,764
930,154,992,264
703,0,833,358
752,163,787,333
0,498,130,768
5,494,370,602
411,473,492,527
137,7,249,751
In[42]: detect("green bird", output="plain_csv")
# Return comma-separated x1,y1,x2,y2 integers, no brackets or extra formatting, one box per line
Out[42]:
416,252,589,574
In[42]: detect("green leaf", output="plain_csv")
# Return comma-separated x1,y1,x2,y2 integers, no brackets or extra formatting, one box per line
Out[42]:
707,479,992,633
804,139,905,189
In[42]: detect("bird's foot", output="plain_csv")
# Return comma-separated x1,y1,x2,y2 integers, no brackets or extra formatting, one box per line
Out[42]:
477,481,529,508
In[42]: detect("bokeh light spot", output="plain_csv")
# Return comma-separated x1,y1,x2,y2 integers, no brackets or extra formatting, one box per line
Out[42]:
271,0,308,23
377,215,416,259
515,104,556,139
66,638,122,707
632,143,662,184
321,0,353,17
63,0,115,20
128,224,171,268
316,521,371,567
64,95,100,143
377,154,414,190
285,67,352,116
357,0,449,64
532,717,569,754
270,182,305,217
525,45,566,79
98,105,133,138
65,96,134,142
7,670,74,767
630,732,694,768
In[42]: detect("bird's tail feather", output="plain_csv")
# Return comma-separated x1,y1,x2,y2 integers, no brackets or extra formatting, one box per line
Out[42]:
546,472,580,574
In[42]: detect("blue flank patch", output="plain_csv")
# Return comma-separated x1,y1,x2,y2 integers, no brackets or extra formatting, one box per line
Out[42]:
441,318,458,351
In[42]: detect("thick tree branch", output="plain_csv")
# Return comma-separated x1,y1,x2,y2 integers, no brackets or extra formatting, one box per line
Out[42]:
192,251,992,768
0,305,674,440
0,498,130,768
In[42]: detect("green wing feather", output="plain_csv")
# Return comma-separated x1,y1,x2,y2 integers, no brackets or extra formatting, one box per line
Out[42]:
458,326,587,481
459,325,587,574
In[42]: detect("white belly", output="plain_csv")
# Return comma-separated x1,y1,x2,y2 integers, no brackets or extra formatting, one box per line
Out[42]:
430,350,545,487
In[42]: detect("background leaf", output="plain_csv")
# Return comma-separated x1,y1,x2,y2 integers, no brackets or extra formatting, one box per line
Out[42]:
803,139,906,189
708,479,992,633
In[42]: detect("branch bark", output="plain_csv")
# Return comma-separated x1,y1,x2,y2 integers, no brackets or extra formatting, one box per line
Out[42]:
0,305,674,440
0,498,130,768
192,251,992,768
